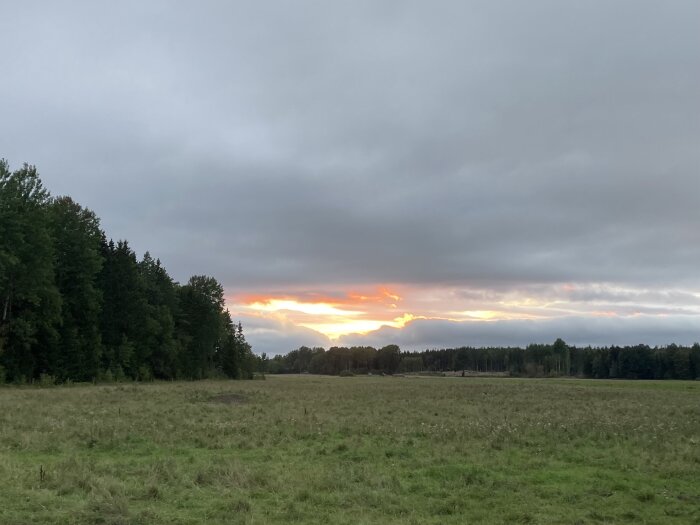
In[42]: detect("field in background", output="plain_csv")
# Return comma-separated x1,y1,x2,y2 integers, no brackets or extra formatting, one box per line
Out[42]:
1,376,699,524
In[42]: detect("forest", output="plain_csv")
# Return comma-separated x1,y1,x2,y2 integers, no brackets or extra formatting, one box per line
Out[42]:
0,160,255,383
268,340,700,380
4,159,700,385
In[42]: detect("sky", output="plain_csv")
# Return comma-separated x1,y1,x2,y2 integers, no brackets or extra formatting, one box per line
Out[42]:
2,1,699,355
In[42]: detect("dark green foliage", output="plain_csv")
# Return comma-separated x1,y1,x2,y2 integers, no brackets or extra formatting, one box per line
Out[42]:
177,275,225,379
99,239,148,377
271,340,700,379
376,344,401,374
48,197,103,381
0,161,60,382
0,159,254,382
138,252,179,379
217,314,242,379
233,321,254,379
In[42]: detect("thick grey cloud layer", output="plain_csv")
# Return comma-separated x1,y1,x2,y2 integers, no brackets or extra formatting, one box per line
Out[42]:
2,1,699,350
342,315,700,352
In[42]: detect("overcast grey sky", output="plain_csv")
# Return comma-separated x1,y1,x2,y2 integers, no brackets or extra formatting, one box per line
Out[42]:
2,1,699,354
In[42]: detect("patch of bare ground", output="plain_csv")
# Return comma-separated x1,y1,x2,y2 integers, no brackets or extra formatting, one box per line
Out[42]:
209,393,247,404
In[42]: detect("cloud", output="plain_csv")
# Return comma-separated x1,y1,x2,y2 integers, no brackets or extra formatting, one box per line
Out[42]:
238,314,331,356
233,283,700,353
339,315,700,351
2,1,699,351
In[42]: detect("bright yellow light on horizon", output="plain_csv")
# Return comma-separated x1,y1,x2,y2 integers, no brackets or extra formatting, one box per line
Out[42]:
300,320,389,339
248,299,361,317
300,313,417,340
239,288,416,341
459,310,502,320
448,309,546,321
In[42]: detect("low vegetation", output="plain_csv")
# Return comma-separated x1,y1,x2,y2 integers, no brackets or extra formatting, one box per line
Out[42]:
2,375,699,524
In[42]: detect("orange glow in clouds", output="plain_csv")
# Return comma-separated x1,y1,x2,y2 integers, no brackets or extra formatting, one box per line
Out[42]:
239,287,412,340
248,299,360,318
235,285,554,340
232,283,700,344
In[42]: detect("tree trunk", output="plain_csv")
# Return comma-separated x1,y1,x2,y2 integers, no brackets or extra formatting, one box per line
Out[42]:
2,291,10,322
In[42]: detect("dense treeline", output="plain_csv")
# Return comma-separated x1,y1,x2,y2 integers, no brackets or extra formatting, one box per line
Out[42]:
0,160,255,383
266,345,401,376
269,339,700,379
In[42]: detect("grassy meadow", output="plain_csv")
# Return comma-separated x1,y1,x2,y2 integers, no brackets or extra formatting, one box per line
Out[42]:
1,375,699,524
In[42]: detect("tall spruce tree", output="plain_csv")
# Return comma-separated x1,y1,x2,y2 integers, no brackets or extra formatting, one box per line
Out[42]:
138,252,179,379
235,321,254,378
48,197,104,381
217,310,242,378
99,239,147,378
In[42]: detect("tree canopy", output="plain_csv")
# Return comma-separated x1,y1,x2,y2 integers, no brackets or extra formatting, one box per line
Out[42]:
0,160,254,383
268,341,700,380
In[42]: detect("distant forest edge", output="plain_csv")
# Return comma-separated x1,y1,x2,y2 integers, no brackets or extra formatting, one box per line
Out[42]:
0,160,256,384
269,341,700,380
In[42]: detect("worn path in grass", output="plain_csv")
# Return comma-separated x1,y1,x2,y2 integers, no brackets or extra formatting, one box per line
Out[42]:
1,376,699,524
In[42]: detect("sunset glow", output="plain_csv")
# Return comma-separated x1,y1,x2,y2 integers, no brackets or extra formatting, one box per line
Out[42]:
248,299,361,318
300,314,417,340
458,310,502,320
237,287,418,339
232,283,700,351
235,284,587,341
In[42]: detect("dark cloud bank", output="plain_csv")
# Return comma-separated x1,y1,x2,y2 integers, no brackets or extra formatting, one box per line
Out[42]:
343,316,700,353
2,1,699,352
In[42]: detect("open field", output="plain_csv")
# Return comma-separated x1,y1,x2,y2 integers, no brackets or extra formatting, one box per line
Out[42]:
1,376,699,524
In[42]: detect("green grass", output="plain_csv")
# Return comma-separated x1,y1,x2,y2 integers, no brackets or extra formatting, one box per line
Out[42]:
1,376,699,524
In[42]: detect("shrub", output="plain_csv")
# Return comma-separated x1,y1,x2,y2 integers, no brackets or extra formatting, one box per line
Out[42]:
38,373,56,387
339,370,354,377
137,366,152,382
100,369,115,383
113,366,127,382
